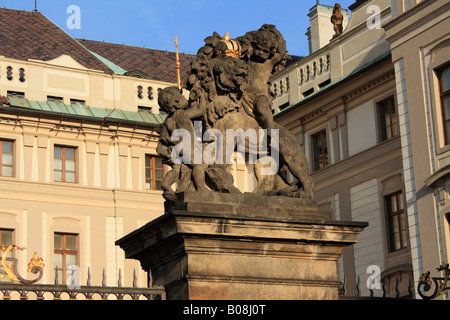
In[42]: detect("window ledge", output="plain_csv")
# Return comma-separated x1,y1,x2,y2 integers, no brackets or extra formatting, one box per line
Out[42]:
386,246,409,258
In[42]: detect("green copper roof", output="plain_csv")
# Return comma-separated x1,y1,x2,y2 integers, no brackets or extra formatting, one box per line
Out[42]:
5,95,166,125
88,50,128,75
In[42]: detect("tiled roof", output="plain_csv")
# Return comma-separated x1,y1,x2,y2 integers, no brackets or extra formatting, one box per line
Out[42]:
79,38,303,83
77,39,195,84
0,8,113,74
0,7,303,83
284,54,304,68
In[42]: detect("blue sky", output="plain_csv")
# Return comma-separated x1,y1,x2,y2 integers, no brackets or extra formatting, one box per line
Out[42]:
2,0,356,57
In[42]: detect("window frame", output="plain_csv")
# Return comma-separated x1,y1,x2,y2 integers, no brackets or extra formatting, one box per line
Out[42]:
0,229,14,282
0,139,14,178
70,99,86,105
47,95,64,102
54,145,78,183
385,191,407,252
426,40,450,155
377,96,398,142
0,228,14,247
54,233,79,285
145,155,167,191
311,129,329,172
438,64,450,145
6,91,25,98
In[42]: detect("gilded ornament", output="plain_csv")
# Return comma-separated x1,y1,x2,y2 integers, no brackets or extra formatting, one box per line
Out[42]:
27,252,45,273
0,245,45,284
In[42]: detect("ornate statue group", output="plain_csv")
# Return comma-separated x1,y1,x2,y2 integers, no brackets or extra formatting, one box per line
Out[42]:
157,24,314,203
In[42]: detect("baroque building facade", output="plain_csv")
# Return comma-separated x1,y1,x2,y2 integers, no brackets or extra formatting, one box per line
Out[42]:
385,0,450,298
270,0,449,298
0,0,448,300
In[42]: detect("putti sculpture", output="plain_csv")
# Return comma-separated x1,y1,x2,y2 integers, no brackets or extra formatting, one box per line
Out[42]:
157,25,314,203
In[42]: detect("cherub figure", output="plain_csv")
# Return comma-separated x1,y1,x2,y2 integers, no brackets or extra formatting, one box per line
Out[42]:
244,24,287,100
238,25,314,199
235,24,286,131
156,87,208,201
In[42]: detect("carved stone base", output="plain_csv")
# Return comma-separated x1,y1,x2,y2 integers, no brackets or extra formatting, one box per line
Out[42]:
116,192,367,300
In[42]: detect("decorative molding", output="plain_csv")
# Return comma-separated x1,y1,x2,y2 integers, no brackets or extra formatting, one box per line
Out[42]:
297,69,395,125
342,70,395,103
299,108,325,124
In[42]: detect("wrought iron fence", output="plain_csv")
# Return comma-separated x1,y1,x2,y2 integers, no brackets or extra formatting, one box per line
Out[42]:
339,263,450,300
2,242,447,301
417,263,449,300
0,267,165,300
339,275,415,300
0,244,165,300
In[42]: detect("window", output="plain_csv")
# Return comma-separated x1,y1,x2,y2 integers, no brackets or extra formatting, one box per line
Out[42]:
378,96,398,141
0,229,14,282
47,96,64,102
145,155,167,190
438,65,450,144
318,79,331,89
138,106,153,113
54,233,78,284
311,130,328,171
0,229,13,247
302,88,314,98
447,213,450,233
70,99,86,105
54,146,77,183
7,91,25,98
0,139,14,177
385,191,407,252
278,102,289,111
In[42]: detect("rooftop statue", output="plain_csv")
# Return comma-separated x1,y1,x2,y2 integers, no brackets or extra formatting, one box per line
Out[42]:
331,3,344,38
157,25,314,203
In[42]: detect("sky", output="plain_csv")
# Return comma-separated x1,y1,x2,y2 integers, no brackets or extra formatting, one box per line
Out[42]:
1,0,357,57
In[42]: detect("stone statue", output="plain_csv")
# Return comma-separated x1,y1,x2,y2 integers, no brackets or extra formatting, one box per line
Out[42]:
157,24,314,203
156,86,209,201
331,3,344,38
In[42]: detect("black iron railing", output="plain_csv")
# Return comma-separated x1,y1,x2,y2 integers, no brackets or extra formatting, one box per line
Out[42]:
417,263,449,300
0,268,165,300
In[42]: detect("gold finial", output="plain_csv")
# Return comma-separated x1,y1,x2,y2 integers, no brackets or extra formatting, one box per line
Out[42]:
223,32,231,41
175,35,182,93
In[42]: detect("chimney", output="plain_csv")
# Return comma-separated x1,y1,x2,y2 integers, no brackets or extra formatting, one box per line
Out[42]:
306,2,349,54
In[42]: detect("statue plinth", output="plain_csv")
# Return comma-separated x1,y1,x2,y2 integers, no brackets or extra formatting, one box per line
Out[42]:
116,192,367,300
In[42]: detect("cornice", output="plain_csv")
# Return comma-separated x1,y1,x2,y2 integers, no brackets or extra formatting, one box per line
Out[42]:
384,0,448,45
342,69,395,103
299,108,326,125
296,69,395,125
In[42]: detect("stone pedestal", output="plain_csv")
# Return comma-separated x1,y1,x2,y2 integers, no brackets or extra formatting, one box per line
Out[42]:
116,192,367,300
